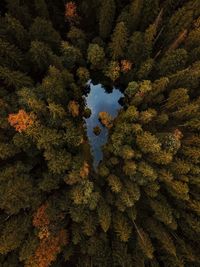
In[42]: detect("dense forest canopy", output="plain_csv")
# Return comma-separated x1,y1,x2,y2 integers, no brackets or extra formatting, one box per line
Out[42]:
0,0,200,266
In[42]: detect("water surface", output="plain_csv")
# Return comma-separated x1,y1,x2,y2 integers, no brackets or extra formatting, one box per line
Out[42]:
84,82,123,169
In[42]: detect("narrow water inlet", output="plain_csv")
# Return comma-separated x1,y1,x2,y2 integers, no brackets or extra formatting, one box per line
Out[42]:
84,81,124,169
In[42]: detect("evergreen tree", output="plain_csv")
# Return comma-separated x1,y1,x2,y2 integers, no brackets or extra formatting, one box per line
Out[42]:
109,22,128,60
99,0,116,39
87,43,105,69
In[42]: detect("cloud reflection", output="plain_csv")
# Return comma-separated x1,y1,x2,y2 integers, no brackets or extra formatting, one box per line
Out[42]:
84,82,123,169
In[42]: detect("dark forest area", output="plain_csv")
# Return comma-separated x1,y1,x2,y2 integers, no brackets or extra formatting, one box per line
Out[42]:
0,0,200,266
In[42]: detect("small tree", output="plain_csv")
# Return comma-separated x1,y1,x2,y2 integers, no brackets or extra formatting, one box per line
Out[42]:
87,43,105,69
8,110,34,133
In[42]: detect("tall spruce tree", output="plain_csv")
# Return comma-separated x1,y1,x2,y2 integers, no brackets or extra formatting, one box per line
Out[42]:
99,0,116,39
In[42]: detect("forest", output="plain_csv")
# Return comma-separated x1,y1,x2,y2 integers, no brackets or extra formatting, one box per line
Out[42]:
0,0,200,266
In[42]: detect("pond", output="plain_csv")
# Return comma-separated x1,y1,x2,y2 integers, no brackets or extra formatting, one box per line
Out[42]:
84,81,124,169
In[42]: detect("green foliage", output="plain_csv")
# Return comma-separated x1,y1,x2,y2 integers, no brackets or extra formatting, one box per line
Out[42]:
127,31,144,63
0,162,37,214
34,0,49,19
136,131,161,154
0,66,33,89
67,26,87,50
140,0,159,30
87,43,105,69
29,17,61,51
130,0,143,31
61,41,82,69
0,215,31,254
113,212,132,242
29,41,60,72
157,49,188,76
0,38,23,69
0,14,29,49
99,0,116,39
76,67,90,84
137,228,154,259
143,23,157,59
109,22,128,60
104,61,120,81
98,200,111,232
1,1,200,266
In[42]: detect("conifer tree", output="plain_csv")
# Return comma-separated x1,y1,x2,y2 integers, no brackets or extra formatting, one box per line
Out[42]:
87,43,105,69
99,0,116,39
109,22,128,60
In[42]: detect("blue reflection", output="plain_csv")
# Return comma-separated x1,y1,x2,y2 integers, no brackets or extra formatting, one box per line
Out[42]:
84,82,123,169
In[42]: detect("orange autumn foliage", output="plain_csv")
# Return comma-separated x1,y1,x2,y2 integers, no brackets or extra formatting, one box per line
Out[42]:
27,230,68,267
33,204,50,229
68,100,80,117
174,129,183,140
80,161,90,179
99,112,113,129
65,2,78,21
31,204,68,267
8,109,34,132
121,60,132,73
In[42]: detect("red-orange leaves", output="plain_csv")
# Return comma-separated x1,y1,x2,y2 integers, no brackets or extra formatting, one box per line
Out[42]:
27,230,68,267
99,112,113,129
65,2,78,22
33,204,50,241
30,204,68,267
33,204,50,229
121,60,132,73
174,129,183,140
80,161,90,179
8,109,34,132
68,100,80,117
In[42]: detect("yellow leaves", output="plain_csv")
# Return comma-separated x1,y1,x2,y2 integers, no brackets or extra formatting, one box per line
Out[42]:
48,103,66,119
123,161,137,176
137,228,154,259
99,111,113,128
98,201,111,232
113,212,132,242
8,109,34,133
105,61,120,81
65,161,90,185
167,180,189,200
38,226,50,240
68,100,79,117
107,174,122,193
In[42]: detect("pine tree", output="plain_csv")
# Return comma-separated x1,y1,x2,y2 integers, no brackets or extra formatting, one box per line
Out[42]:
157,49,188,76
129,0,143,31
99,0,116,39
34,0,49,19
140,0,159,30
29,17,61,51
109,22,128,60
87,43,105,69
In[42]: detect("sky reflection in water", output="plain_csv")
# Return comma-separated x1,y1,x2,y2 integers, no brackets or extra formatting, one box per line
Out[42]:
84,82,123,169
